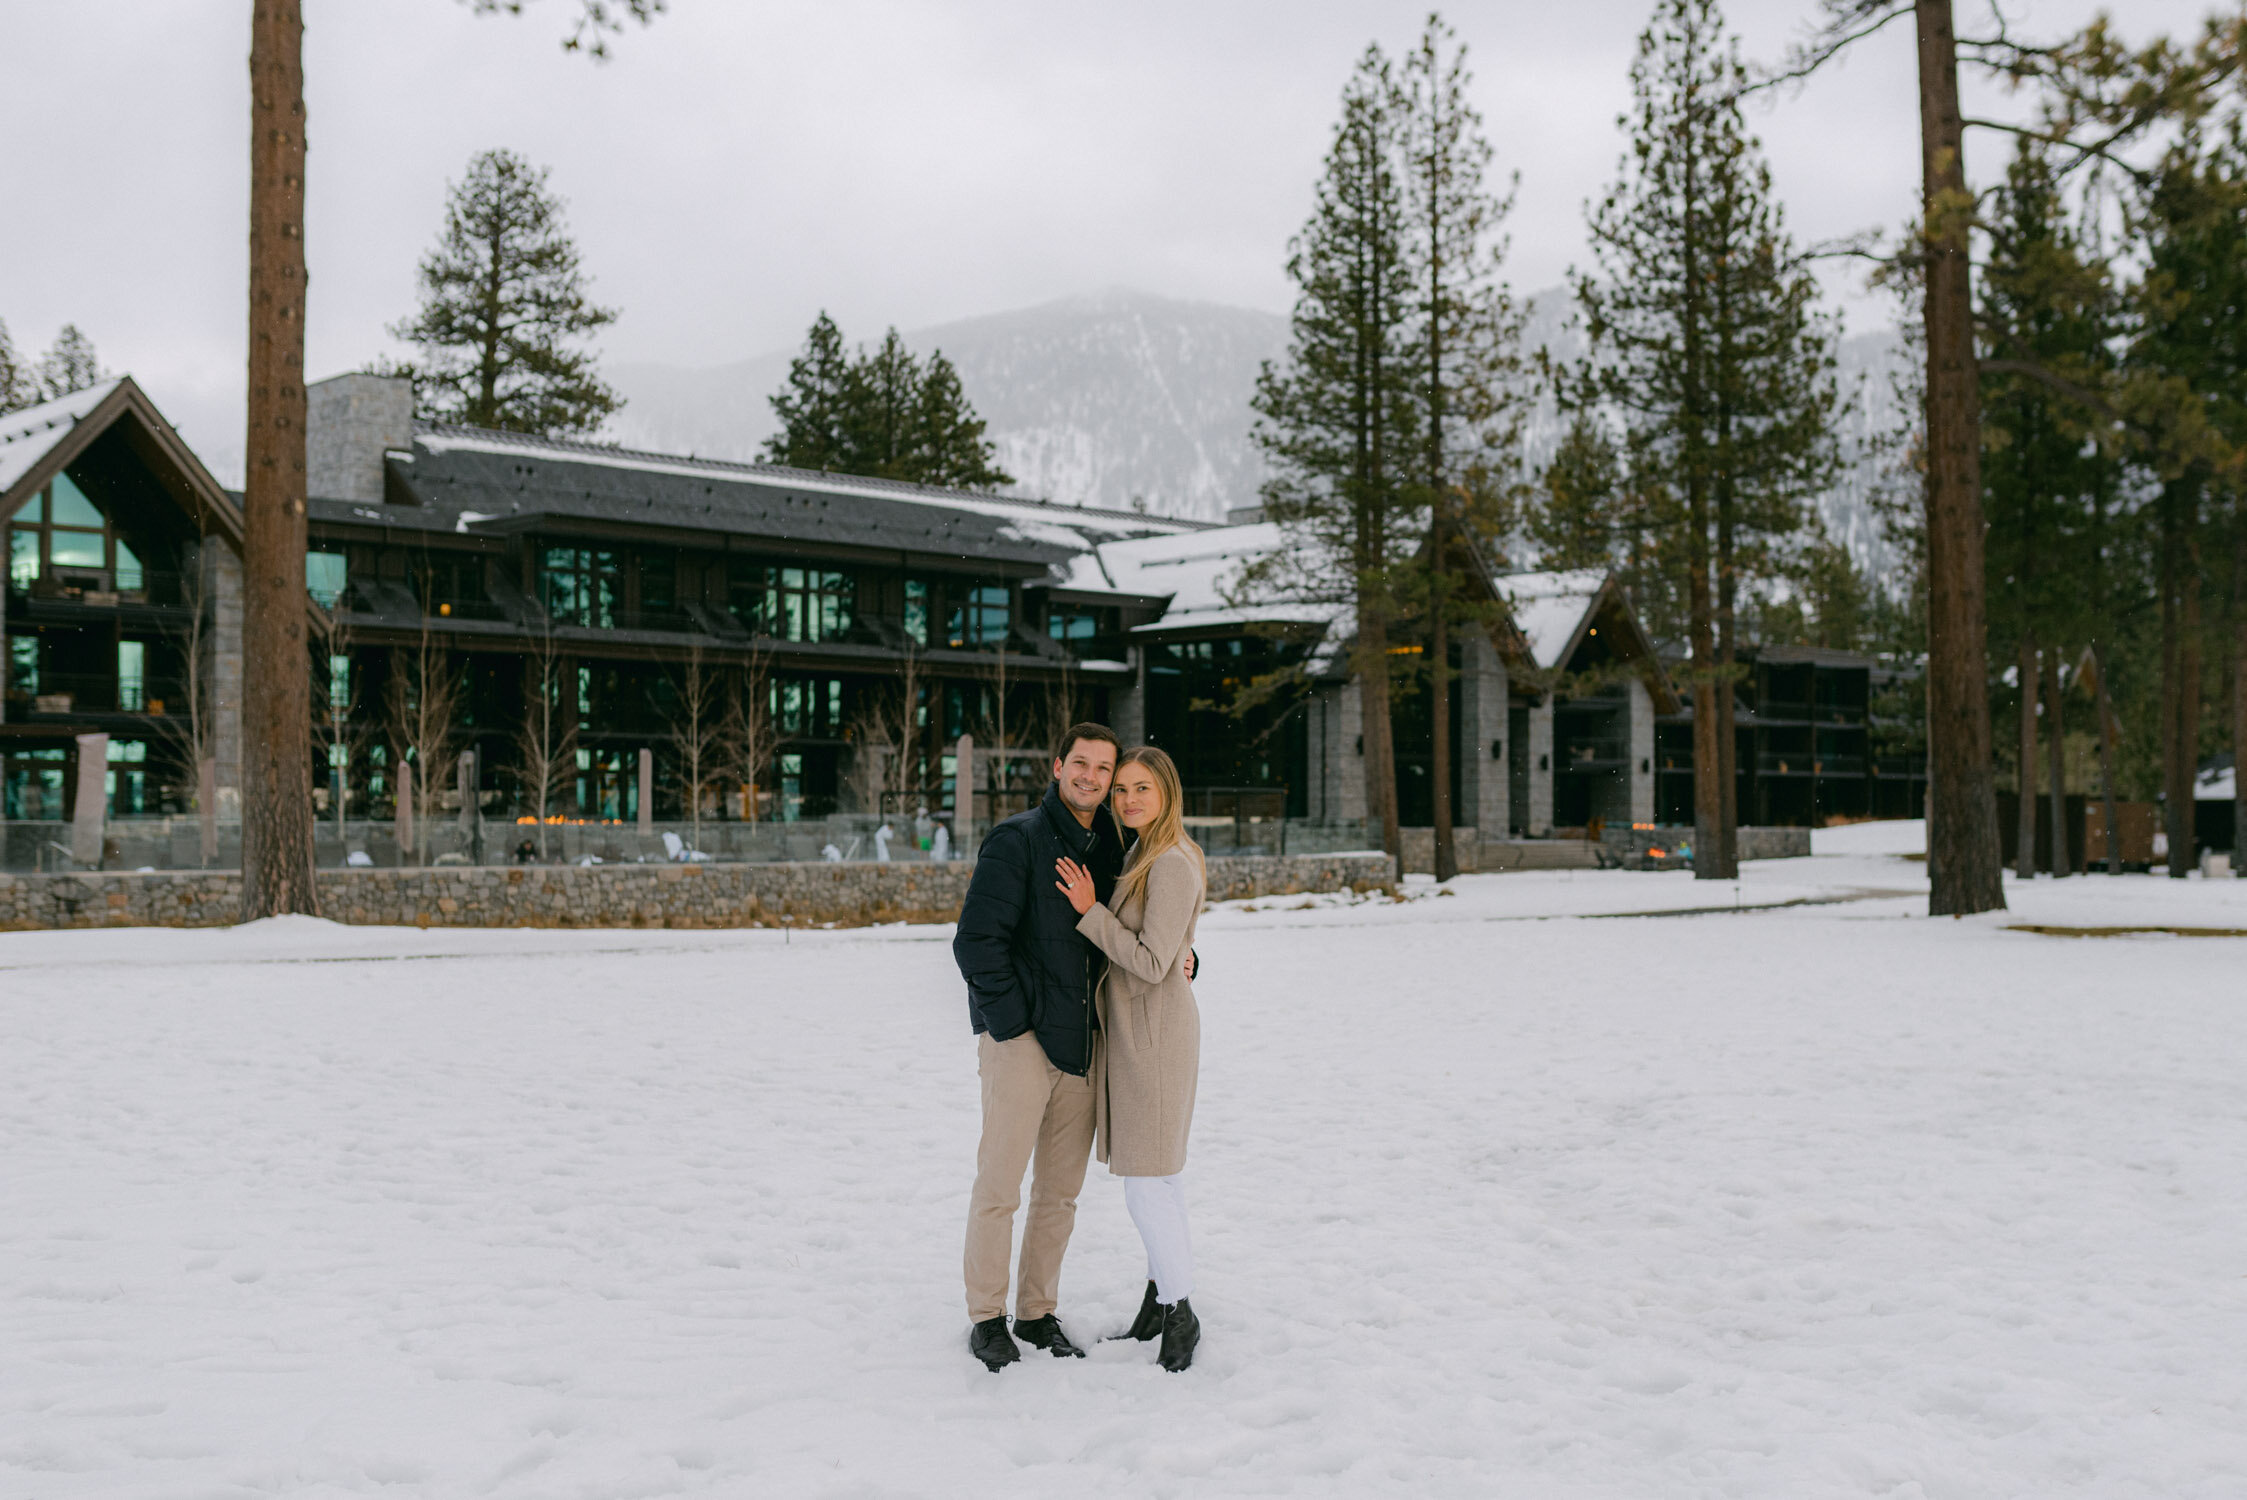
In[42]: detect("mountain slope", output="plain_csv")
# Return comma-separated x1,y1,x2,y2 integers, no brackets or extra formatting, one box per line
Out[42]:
609,286,1911,576
607,288,1287,521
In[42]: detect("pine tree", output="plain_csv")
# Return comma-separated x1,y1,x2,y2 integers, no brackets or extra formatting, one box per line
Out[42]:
1979,139,2113,878
37,324,104,400
913,351,1010,490
391,148,622,436
1559,0,1840,880
762,320,1012,489
2127,133,2247,876
0,319,33,413
763,312,851,470
1246,44,1420,860
1398,14,1527,881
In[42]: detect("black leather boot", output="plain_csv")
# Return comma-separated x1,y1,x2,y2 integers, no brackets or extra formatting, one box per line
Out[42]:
1157,1297,1199,1372
969,1315,1020,1371
1013,1313,1086,1358
1112,1280,1162,1342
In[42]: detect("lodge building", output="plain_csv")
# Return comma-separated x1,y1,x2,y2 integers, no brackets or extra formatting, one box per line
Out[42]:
2,372,1926,864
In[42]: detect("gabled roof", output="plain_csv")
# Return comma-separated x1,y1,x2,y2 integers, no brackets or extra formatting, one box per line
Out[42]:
1492,570,1680,713
1,378,242,544
312,423,1207,573
1095,522,1345,633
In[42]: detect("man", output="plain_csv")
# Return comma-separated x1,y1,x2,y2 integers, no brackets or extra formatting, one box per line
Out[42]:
957,722,1179,1371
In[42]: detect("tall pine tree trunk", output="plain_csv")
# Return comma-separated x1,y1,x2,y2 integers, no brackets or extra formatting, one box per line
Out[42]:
2094,641,2122,875
2160,481,2201,877
1915,0,2005,914
2044,644,2069,877
241,0,319,918
1429,521,1456,880
2235,533,2247,876
2016,631,2038,879
1689,478,1722,880
1713,481,1740,879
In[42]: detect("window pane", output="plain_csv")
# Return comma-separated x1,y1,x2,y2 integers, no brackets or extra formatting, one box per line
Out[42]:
8,529,36,588
904,580,928,645
117,641,145,712
115,539,143,591
13,491,42,523
49,529,104,568
306,550,346,608
9,635,37,694
50,472,103,526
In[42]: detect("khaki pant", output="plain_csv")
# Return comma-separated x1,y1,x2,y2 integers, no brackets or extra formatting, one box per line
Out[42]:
964,1031,1095,1322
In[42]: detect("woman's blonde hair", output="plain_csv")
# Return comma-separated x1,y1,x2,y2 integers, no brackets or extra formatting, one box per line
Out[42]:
1111,745,1203,909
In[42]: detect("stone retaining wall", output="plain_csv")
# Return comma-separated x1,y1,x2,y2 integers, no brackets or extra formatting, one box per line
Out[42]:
0,853,1397,932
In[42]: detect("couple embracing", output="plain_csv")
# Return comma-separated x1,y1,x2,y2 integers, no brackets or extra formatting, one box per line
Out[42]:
952,723,1207,1374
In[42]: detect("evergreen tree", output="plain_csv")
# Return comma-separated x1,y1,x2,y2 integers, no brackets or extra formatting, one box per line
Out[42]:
763,312,851,471
390,148,622,436
761,319,1012,489
1246,44,1420,859
1557,0,1841,879
36,324,104,401
1978,139,2114,877
0,319,33,413
1398,14,1527,880
2126,131,2247,875
0,320,104,413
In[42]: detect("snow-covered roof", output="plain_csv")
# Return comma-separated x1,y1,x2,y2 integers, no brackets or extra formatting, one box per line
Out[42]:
1096,522,1346,632
412,425,1202,542
1498,569,1607,671
0,379,124,498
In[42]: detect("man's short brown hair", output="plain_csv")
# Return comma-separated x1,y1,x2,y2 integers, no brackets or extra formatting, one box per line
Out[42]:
1052,722,1122,768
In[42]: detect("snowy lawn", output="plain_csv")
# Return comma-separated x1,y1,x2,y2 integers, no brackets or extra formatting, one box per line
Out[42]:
5,824,2246,1497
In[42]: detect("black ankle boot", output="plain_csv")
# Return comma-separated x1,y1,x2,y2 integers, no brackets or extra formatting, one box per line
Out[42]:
1013,1313,1086,1358
969,1315,1020,1371
1114,1280,1162,1342
1157,1297,1199,1372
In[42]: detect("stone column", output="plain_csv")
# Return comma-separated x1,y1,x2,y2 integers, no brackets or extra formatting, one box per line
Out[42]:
205,541,245,813
72,732,108,867
952,734,975,852
1528,697,1556,836
1335,679,1367,826
1460,634,1509,841
637,748,653,836
1628,677,1656,825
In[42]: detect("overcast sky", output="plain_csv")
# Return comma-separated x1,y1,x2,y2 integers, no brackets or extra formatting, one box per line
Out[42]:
0,0,2220,484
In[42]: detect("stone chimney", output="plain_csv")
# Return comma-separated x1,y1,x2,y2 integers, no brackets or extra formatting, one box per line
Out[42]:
306,373,413,503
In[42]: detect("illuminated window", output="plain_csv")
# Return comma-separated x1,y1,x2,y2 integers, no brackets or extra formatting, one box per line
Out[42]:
306,550,347,608
731,562,854,642
948,584,1008,648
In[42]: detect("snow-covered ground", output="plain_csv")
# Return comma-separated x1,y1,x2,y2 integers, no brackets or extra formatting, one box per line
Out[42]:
6,824,2245,1496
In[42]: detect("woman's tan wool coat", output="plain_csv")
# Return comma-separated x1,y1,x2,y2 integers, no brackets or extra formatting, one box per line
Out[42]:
1077,842,1204,1178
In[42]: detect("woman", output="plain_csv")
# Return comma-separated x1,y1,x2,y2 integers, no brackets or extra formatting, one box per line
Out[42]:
1054,745,1206,1373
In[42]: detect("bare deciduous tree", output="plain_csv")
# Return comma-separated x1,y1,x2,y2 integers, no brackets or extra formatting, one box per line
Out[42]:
665,642,723,849
384,626,462,866
719,642,780,823
513,624,575,859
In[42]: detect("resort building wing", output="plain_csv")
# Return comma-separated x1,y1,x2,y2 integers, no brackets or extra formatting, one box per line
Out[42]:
3,369,1926,867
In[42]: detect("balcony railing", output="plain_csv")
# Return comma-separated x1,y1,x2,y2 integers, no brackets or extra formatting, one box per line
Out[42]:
5,671,190,717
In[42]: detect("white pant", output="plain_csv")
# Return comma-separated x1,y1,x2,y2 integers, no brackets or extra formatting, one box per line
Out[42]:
1122,1173,1193,1305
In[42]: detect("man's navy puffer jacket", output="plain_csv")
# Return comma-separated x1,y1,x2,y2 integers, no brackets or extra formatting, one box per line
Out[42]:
952,780,1123,1077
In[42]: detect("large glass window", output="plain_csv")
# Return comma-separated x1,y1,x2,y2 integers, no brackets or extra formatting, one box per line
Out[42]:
5,472,143,593
2,746,67,821
730,562,854,642
542,546,619,627
772,675,845,737
948,584,1009,648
